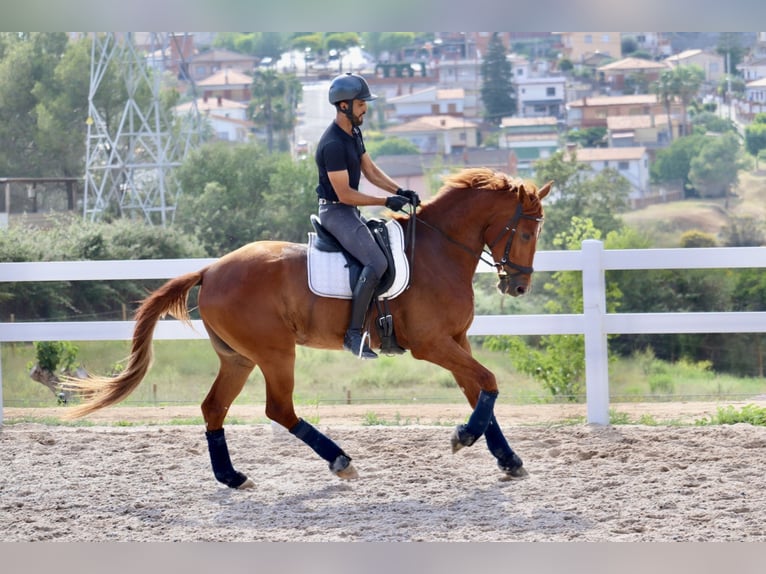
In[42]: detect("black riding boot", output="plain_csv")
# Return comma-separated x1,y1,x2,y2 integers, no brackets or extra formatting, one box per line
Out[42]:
344,265,380,359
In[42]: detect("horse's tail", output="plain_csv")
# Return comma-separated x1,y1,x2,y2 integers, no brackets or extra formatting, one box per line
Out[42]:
63,270,204,419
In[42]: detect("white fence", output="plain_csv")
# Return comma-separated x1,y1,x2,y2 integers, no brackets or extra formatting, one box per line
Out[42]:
2,240,766,427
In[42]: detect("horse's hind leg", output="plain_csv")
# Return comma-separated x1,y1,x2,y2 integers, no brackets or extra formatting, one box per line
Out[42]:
258,349,358,479
201,347,256,490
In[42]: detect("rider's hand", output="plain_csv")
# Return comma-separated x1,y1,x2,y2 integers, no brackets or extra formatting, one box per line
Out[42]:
385,195,410,212
396,188,421,206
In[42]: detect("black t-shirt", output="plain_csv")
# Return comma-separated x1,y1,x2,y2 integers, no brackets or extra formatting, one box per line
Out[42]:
315,121,366,201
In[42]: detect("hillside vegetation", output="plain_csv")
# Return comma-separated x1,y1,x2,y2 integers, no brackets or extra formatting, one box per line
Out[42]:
622,171,766,246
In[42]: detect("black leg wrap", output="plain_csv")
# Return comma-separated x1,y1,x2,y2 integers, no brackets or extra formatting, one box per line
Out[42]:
456,390,498,447
484,415,524,473
290,419,349,469
205,428,249,489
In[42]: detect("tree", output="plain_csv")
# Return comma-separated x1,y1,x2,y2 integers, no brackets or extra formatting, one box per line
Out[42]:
533,149,630,248
480,32,515,126
745,113,766,168
650,133,707,193
249,70,303,152
361,33,416,61
688,133,745,199
173,142,316,254
716,32,747,78
654,69,676,142
365,137,420,157
0,32,69,175
653,65,705,139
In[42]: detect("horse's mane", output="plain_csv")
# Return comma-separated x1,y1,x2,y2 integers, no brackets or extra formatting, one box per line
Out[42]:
438,167,537,195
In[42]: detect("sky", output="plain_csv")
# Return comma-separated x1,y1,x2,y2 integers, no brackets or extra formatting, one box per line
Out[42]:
2,0,765,32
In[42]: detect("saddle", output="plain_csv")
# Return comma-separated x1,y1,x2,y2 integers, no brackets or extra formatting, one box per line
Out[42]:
307,214,409,300
307,214,410,355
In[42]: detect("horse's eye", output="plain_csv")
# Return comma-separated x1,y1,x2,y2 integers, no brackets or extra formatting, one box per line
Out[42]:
521,232,532,241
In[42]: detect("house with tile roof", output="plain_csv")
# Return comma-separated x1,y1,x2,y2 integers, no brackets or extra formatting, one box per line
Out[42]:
597,57,671,93
384,115,479,154
173,95,254,142
197,69,253,103
188,49,257,81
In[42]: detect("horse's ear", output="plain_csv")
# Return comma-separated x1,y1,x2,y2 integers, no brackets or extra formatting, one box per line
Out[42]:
537,181,553,200
518,183,527,201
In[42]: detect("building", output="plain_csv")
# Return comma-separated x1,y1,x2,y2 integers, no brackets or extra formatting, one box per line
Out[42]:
515,76,567,118
173,95,254,142
566,146,652,206
566,94,682,129
196,69,253,103
597,57,671,93
384,115,479,155
188,49,257,81
386,87,465,123
606,114,678,148
664,49,725,85
559,32,622,64
498,117,560,175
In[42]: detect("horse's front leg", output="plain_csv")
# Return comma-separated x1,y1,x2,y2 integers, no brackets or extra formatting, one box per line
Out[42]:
413,335,527,478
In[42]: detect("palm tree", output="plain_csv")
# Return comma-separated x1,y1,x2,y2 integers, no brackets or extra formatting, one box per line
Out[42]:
654,69,676,142
673,65,705,136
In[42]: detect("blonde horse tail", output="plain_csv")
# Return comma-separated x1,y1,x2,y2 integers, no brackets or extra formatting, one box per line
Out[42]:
63,270,204,419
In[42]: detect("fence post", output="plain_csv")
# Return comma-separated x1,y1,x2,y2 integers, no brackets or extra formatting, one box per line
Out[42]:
1,342,4,427
581,240,609,425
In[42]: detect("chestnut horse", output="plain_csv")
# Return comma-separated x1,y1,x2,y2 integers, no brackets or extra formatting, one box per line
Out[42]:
65,168,550,489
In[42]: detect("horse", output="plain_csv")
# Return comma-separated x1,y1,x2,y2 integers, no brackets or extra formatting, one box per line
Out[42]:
64,167,551,489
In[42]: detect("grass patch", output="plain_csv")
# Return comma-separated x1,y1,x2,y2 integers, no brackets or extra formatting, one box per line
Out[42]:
695,404,766,426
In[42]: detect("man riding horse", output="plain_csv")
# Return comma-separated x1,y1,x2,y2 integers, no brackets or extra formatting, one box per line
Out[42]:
313,73,420,359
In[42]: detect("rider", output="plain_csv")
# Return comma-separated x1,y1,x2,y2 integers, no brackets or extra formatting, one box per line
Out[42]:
315,72,420,359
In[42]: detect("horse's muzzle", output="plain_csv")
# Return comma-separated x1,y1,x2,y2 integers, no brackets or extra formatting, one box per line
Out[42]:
497,273,530,297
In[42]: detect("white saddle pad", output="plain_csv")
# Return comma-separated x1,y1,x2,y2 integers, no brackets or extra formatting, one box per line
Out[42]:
307,219,410,300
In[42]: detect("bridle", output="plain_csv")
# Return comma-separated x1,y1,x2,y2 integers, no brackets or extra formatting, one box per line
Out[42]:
484,202,544,277
412,201,544,280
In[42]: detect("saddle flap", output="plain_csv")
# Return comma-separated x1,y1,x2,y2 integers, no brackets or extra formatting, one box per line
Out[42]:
307,218,410,301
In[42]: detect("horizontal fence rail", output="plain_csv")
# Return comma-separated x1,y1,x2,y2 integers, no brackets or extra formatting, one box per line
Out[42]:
2,240,766,426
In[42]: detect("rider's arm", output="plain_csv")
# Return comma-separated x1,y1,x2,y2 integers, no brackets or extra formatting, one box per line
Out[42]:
360,153,400,195
327,169,387,207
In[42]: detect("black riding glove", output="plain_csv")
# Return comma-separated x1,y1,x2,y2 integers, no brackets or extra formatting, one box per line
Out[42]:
385,195,410,212
396,188,421,206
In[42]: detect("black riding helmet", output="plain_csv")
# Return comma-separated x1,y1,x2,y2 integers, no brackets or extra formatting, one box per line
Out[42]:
329,73,377,123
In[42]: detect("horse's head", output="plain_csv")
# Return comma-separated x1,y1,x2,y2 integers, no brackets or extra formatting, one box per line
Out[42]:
483,178,551,297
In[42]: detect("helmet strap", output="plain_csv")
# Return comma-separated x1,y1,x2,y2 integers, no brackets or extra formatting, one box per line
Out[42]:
341,100,355,124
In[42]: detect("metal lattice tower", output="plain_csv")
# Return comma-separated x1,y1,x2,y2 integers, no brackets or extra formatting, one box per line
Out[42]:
84,32,202,226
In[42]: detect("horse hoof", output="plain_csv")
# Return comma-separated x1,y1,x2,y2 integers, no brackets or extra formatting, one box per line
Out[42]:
330,454,359,479
335,463,359,480
450,425,477,453
237,477,256,489
450,428,464,453
500,466,529,481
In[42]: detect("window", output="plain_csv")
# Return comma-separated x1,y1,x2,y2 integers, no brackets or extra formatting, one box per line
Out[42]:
618,161,629,170
602,34,610,43
546,87,556,97
584,34,593,44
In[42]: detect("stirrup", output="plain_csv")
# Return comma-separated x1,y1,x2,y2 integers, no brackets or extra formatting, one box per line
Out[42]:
344,329,378,360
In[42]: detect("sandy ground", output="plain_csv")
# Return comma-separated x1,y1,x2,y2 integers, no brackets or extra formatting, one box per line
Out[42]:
2,401,766,542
